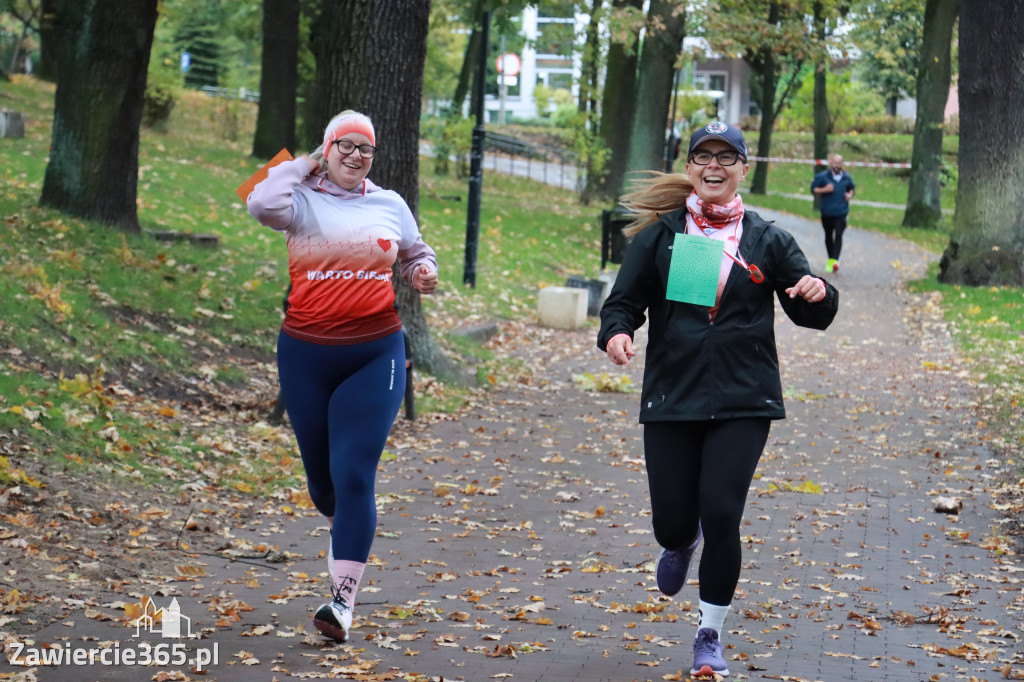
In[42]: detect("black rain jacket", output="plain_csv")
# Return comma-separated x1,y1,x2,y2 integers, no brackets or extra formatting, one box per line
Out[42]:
597,208,839,423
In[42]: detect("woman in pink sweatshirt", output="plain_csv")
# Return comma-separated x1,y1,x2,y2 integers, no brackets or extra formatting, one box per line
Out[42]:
247,110,438,642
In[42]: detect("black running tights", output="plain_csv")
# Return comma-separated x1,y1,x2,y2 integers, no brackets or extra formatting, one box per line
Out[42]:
821,213,848,260
643,418,771,605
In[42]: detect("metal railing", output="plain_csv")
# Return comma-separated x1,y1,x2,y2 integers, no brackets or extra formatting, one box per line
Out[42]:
483,131,582,194
199,85,261,103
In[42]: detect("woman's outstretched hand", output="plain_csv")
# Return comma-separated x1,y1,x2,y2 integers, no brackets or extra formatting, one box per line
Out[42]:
605,333,636,366
786,275,827,302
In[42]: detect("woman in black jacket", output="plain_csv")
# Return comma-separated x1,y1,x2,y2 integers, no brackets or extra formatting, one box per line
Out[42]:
598,122,838,678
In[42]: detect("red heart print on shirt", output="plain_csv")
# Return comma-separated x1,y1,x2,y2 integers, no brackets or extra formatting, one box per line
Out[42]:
377,238,391,252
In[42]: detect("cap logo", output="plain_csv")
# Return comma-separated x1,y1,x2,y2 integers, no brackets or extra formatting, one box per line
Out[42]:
706,121,728,134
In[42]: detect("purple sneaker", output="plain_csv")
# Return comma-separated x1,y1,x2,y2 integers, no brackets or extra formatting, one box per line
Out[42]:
690,627,729,677
655,526,702,596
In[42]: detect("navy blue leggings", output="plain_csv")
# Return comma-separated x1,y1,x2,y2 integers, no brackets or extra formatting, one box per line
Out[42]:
277,330,406,562
643,418,771,605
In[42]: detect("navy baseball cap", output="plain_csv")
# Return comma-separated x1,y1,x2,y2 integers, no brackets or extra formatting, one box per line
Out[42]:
687,122,747,159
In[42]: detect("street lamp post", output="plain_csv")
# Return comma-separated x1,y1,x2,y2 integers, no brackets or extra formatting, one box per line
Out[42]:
463,11,491,288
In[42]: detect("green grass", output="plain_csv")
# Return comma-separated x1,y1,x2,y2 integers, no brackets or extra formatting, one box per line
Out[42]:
0,75,601,493
0,74,1020,490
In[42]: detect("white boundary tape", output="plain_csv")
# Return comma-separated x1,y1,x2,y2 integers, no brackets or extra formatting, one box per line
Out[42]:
747,156,912,169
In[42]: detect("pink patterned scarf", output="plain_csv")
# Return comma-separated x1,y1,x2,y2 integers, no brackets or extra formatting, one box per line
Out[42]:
685,191,745,233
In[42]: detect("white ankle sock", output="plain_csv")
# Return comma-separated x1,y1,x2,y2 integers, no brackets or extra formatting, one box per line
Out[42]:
697,600,730,635
332,560,365,607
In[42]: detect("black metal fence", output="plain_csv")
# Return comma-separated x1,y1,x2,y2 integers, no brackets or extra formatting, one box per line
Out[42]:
483,131,582,195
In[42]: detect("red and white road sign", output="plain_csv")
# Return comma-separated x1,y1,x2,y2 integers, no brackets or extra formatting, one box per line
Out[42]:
496,53,521,77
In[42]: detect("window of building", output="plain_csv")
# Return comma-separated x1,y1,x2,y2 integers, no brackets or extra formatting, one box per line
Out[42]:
536,22,575,56
537,1,574,19
548,72,573,91
708,74,726,92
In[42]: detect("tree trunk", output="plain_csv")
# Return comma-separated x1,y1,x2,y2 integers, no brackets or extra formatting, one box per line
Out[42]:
939,1,1024,286
885,96,897,117
310,0,459,377
902,0,957,229
595,0,643,201
812,1,829,175
252,0,299,159
7,10,33,75
37,0,58,82
578,0,601,114
39,0,158,232
626,0,686,176
451,0,484,119
747,2,782,195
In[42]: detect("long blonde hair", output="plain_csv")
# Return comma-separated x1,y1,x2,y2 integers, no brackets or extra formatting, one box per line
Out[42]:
619,171,694,237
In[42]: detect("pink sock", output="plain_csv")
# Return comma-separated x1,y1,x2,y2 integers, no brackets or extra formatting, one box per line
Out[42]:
332,560,365,607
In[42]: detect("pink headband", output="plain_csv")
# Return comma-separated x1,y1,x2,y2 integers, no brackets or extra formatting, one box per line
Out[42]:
323,114,375,159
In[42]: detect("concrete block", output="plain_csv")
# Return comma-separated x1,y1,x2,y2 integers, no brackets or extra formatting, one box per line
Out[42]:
538,286,588,329
0,110,25,139
596,271,616,308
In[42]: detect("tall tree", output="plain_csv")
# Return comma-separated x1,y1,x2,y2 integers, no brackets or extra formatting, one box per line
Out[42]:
848,0,925,115
3,0,40,75
705,0,810,194
812,1,829,174
626,0,686,175
449,0,485,117
252,0,298,158
424,0,468,111
39,0,158,232
577,0,601,115
901,0,957,229
36,0,55,81
308,0,458,375
938,1,1024,286
594,0,643,201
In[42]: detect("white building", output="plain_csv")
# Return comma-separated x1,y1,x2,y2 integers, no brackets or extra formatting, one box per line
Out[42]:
476,10,753,127
482,6,586,122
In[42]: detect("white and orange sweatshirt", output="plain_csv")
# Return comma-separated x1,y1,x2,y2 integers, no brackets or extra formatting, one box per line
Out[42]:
247,158,437,345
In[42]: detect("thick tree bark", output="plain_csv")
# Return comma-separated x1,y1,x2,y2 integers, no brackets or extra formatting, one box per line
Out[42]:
310,1,458,377
626,0,686,176
596,0,643,201
39,0,158,232
939,0,1024,286
252,0,299,159
812,1,829,175
902,0,957,229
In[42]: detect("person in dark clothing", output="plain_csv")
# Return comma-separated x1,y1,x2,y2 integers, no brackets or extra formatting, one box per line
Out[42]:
597,122,839,678
811,154,855,273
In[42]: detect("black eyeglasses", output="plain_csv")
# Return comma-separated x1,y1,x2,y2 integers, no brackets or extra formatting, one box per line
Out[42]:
688,150,743,166
334,139,376,158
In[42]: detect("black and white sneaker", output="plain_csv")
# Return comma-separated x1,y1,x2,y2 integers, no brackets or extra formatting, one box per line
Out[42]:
313,585,353,641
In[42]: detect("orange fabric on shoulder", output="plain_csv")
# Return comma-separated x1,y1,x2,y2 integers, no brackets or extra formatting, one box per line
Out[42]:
236,148,294,202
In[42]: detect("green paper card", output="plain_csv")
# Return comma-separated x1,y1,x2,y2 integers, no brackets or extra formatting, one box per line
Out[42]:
666,233,724,306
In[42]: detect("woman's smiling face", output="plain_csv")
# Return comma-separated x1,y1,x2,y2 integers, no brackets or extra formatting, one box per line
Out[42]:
685,139,748,205
326,134,374,190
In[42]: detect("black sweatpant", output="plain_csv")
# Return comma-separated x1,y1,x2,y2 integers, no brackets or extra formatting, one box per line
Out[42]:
643,418,771,605
821,213,848,260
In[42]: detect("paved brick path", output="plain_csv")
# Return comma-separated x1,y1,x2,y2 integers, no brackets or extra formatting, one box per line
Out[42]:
12,209,1023,681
